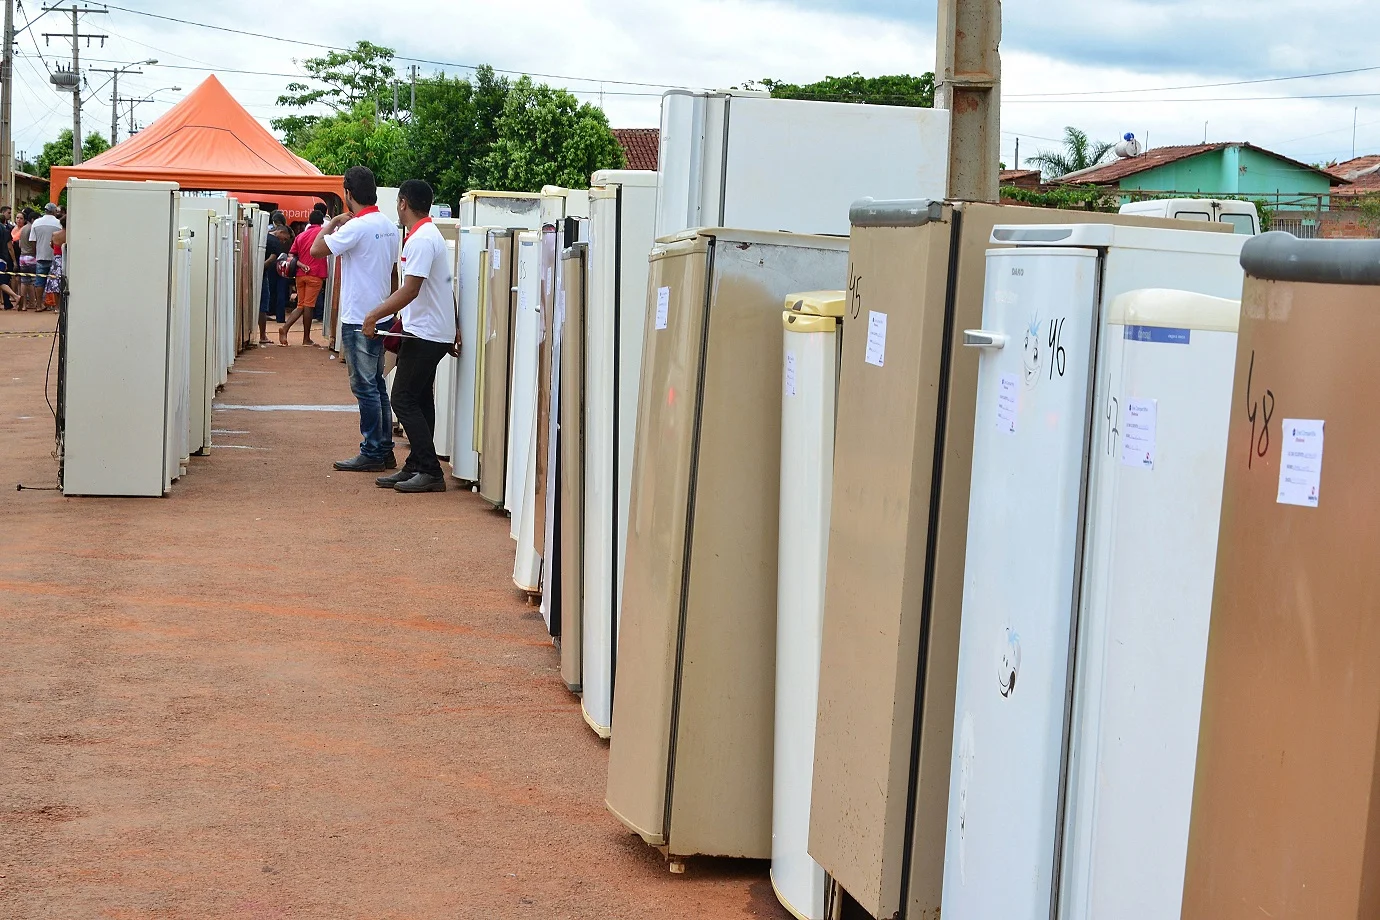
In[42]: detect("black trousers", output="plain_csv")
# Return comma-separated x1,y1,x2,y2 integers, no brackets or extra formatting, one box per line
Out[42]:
390,336,451,478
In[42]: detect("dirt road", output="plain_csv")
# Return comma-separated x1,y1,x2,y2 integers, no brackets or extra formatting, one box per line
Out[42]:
0,311,786,919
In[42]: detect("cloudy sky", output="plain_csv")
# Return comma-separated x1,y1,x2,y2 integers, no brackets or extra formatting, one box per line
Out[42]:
11,0,1377,170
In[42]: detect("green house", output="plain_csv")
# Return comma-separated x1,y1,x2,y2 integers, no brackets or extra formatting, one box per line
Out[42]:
1059,142,1345,210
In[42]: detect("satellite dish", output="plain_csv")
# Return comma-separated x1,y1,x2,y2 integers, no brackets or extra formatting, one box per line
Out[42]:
1115,132,1144,158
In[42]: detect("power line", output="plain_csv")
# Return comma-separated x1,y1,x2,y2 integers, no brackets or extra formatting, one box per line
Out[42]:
1006,92,1380,104
1006,64,1380,98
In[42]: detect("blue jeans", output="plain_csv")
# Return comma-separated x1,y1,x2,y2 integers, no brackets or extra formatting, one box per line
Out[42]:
341,323,394,461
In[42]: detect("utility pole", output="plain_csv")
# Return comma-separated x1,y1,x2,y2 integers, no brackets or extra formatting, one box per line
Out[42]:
936,0,1001,201
43,3,106,165
1,0,14,212
409,64,417,117
1014,136,1019,170
91,60,150,145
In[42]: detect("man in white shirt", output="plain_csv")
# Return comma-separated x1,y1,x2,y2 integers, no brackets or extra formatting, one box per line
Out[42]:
361,179,458,493
312,166,401,472
28,203,61,302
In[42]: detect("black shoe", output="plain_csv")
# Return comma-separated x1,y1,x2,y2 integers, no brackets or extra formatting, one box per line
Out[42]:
384,451,398,470
393,472,447,493
334,454,387,472
376,469,413,488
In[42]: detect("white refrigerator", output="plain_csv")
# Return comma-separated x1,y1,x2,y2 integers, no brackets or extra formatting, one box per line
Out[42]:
580,169,659,737
450,226,489,483
655,90,949,238
458,190,543,229
62,179,182,497
509,231,543,592
940,224,1245,920
773,292,844,920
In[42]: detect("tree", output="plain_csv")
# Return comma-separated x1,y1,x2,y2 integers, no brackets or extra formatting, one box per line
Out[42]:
35,130,111,178
1027,127,1115,180
395,66,510,212
292,101,406,186
1360,193,1380,237
273,41,397,149
470,76,624,192
749,72,935,108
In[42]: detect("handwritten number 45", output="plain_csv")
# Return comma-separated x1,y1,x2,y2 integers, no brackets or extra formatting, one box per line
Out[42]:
1047,318,1067,380
1245,350,1274,468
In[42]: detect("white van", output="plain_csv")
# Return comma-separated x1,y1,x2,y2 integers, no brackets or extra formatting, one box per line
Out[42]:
1118,198,1259,235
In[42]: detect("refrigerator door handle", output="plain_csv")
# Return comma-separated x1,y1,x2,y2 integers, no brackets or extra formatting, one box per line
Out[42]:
963,329,1007,348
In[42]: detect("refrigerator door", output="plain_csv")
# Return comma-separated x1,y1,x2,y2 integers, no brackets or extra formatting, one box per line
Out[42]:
534,226,559,562
941,246,1100,920
479,231,516,507
1183,236,1380,920
460,191,543,230
773,294,843,920
450,227,487,482
183,207,215,455
559,244,588,688
507,231,542,522
583,176,659,737
1060,290,1238,920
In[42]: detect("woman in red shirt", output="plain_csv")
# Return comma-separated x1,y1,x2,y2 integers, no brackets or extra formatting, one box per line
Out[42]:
279,209,330,345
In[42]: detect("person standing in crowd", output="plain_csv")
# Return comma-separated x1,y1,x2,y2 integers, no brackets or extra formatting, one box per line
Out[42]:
279,209,328,345
16,207,38,310
257,210,293,346
0,206,13,310
313,166,400,473
28,203,62,311
43,215,66,310
362,179,456,493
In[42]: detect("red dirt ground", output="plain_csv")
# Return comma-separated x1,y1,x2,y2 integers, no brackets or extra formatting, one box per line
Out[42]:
0,310,789,919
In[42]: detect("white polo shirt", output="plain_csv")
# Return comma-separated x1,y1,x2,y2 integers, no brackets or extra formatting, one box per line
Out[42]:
323,207,400,325
399,219,456,344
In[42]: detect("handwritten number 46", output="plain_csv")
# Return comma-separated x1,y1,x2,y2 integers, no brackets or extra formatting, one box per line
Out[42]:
1047,318,1067,380
1245,350,1274,468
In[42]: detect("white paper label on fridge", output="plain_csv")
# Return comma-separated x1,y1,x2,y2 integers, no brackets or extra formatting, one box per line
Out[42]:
519,289,529,313
1120,398,1158,469
492,248,501,271
997,373,1018,434
1277,419,1325,508
555,289,566,326
655,286,670,330
865,311,887,367
784,351,797,398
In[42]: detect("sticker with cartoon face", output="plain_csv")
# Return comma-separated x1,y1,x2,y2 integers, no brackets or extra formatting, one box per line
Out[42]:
997,627,1021,698
1022,314,1042,388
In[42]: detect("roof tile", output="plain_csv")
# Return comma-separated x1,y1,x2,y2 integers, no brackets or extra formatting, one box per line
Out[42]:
612,128,659,172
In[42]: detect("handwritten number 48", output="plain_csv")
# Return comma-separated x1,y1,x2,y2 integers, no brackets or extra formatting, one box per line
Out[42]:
1245,351,1274,468
1047,318,1067,380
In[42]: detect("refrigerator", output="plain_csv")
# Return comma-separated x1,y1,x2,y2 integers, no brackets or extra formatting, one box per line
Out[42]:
169,227,193,477
458,190,543,229
449,226,490,483
1183,234,1380,920
773,291,845,920
181,205,216,455
510,231,543,592
478,229,518,508
655,90,949,239
431,218,460,460
581,169,659,738
61,179,182,497
807,201,1232,920
939,223,1244,920
558,242,589,691
537,216,588,637
604,229,848,864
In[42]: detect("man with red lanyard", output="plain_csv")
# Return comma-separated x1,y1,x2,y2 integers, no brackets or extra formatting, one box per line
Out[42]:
361,179,458,493
312,166,401,473
279,208,329,345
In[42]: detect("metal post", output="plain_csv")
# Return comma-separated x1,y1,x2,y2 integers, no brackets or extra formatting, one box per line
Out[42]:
109,68,116,144
0,0,13,211
936,0,1001,202
409,64,416,116
69,6,78,163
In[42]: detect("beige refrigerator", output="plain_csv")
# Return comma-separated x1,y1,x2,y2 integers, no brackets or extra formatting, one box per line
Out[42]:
558,241,588,691
808,199,1231,920
478,229,518,508
1182,234,1380,920
604,228,849,864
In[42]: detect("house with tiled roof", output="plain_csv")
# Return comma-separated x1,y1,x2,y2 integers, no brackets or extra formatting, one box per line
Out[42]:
1056,142,1347,209
612,128,659,171
1327,155,1380,198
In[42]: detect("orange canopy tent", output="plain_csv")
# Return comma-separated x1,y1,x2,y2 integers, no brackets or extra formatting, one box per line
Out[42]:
50,75,343,213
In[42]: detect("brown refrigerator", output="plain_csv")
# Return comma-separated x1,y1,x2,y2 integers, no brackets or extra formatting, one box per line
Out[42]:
809,199,1231,920
604,228,849,863
478,229,518,508
1182,234,1380,920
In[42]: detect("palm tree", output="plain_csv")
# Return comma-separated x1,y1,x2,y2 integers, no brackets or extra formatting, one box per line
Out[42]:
1026,127,1116,180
